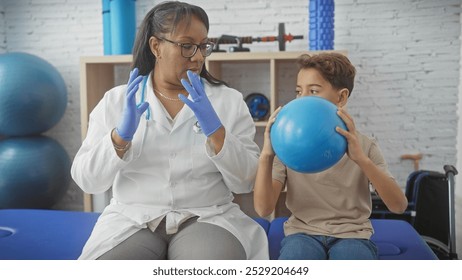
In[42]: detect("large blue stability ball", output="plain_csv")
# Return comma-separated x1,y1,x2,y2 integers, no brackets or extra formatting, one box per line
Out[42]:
270,96,347,173
0,52,67,137
0,136,71,209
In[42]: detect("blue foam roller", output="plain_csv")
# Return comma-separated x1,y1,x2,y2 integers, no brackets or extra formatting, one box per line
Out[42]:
102,0,112,55
110,0,136,55
309,0,335,50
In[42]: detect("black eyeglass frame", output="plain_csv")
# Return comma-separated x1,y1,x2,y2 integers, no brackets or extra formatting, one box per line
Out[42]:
154,36,215,58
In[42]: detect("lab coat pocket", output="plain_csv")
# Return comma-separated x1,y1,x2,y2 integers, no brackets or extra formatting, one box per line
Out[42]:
191,134,218,176
129,137,143,160
130,122,148,160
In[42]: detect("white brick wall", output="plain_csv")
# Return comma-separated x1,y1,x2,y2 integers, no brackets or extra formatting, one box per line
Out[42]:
0,0,461,257
335,1,461,180
457,6,462,262
0,2,5,53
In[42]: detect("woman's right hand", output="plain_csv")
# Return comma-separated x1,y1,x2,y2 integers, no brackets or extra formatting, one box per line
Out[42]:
115,68,149,141
262,106,282,157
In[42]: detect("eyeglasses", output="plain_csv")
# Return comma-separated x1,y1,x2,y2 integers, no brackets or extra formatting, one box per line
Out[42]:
155,36,215,58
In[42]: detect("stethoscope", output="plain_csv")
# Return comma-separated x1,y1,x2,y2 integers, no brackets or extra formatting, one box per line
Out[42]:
139,76,151,121
138,75,203,134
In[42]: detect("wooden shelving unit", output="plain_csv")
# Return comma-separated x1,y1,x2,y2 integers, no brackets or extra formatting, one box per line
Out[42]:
207,51,308,126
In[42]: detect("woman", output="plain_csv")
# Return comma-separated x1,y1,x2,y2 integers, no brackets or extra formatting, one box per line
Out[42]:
71,1,268,260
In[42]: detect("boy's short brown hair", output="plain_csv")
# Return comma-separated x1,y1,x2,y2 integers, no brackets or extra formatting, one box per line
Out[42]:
296,52,356,97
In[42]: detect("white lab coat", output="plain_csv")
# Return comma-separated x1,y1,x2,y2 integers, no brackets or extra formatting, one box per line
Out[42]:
71,73,269,259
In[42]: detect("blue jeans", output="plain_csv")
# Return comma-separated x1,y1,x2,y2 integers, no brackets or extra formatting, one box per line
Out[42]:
279,233,378,260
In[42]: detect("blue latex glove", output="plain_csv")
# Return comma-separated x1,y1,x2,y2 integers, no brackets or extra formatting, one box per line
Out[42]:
180,70,222,137
115,68,149,141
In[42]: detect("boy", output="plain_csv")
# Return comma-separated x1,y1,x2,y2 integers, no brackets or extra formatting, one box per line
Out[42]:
253,53,408,260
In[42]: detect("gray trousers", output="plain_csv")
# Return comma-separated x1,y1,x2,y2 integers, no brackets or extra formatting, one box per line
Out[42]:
97,217,246,260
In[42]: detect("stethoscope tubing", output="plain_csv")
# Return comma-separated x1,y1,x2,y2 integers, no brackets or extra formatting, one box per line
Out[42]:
138,75,202,134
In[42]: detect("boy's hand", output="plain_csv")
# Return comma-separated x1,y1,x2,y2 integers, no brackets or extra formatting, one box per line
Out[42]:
335,107,368,164
262,106,282,157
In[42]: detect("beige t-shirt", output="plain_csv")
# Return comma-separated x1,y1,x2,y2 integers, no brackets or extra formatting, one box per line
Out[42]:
273,132,394,239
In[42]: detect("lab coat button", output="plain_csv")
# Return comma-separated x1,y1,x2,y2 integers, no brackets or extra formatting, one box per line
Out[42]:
170,182,176,188
143,215,150,221
170,152,176,159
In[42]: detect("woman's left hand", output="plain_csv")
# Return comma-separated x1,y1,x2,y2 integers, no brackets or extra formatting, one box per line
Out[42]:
179,70,222,137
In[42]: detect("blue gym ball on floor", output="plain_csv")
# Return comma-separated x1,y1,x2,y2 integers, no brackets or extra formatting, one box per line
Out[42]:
270,96,347,173
0,136,71,209
0,52,67,137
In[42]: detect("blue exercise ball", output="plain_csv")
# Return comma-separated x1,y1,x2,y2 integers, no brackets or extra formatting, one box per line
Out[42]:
270,96,347,173
0,52,67,137
0,136,71,209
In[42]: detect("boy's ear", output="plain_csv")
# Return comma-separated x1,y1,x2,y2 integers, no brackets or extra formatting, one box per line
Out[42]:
338,88,349,107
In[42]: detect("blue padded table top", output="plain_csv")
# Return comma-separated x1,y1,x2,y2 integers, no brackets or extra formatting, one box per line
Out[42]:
266,217,438,260
370,219,437,260
1,209,438,260
0,209,100,260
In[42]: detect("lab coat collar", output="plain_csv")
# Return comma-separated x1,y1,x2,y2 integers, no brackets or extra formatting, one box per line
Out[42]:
140,73,215,134
139,73,189,132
